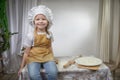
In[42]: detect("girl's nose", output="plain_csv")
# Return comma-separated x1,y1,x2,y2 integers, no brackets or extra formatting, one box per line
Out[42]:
39,19,43,22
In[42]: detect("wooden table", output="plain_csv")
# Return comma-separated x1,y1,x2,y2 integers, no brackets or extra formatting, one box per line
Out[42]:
19,56,113,80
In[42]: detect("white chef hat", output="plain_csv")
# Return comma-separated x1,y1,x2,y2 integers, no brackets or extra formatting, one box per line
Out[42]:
28,5,53,29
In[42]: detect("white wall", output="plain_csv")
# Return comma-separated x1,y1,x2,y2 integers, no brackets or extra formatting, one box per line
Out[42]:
40,0,99,57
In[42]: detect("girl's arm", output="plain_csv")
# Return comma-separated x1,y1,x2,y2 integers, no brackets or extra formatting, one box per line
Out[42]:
50,42,54,53
18,47,31,76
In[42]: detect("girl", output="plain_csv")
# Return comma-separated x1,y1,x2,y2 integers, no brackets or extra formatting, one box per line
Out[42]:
18,5,58,80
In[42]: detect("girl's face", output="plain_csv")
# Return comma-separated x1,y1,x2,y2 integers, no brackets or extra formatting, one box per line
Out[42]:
34,14,48,31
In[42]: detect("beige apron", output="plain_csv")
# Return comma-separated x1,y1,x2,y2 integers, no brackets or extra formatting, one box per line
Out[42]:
26,30,54,64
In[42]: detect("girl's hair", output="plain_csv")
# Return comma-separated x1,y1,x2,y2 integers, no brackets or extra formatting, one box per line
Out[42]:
45,25,49,35
46,28,49,35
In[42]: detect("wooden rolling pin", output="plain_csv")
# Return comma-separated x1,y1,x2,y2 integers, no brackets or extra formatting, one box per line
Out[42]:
63,55,82,68
63,60,75,68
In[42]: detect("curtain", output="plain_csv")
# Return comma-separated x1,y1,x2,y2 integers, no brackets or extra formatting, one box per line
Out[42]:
99,0,120,63
112,0,120,66
99,0,111,62
4,0,24,73
5,0,40,73
116,31,120,66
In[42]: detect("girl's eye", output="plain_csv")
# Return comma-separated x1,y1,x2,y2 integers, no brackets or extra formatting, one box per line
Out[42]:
36,19,40,20
35,18,40,20
42,18,46,20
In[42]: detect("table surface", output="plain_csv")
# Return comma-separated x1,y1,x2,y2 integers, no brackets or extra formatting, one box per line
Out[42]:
20,56,113,80
57,56,113,80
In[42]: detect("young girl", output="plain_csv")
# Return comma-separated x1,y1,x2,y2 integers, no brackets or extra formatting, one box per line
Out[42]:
18,5,58,80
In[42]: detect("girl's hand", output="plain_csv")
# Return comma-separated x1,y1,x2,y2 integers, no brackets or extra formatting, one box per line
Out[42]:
18,68,23,76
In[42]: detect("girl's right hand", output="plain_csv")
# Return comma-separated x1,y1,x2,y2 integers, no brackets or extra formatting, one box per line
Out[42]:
18,68,23,76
